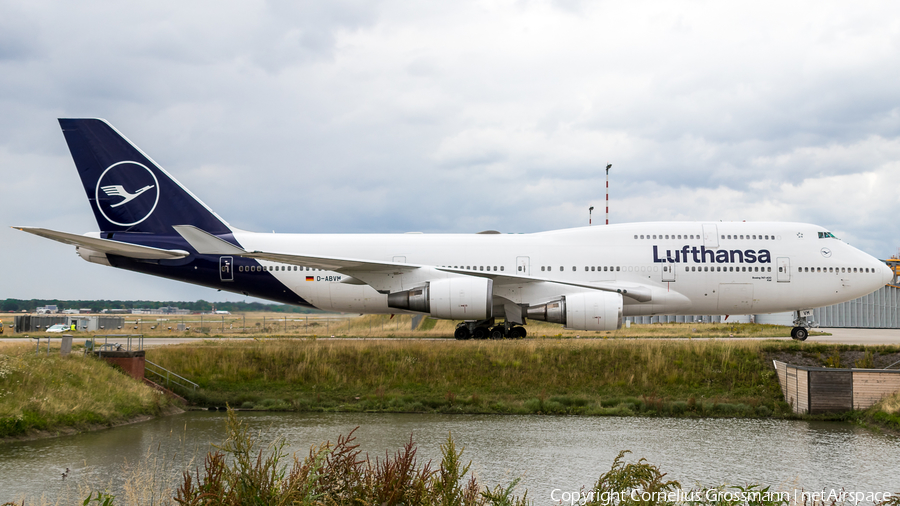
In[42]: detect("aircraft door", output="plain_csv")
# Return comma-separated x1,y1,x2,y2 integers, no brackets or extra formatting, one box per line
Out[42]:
661,264,676,282
220,256,234,282
702,224,719,248
516,256,530,276
776,257,791,282
717,283,753,312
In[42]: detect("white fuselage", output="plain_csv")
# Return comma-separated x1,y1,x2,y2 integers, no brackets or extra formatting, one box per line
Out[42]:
232,221,891,317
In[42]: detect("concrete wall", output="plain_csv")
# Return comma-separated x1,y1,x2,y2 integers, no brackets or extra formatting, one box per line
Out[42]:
97,351,145,381
634,285,900,329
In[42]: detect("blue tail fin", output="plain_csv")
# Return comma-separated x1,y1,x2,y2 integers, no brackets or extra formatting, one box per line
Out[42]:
59,118,231,236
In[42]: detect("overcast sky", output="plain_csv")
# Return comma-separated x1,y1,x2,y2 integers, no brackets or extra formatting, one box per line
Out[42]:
3,0,900,303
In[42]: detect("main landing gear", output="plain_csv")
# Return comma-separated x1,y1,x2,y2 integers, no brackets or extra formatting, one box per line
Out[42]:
454,319,527,340
790,309,814,341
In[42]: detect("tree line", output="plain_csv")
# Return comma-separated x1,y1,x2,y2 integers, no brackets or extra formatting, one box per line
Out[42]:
0,299,323,314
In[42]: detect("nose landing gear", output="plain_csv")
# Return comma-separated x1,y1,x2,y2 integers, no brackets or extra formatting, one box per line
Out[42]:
790,327,809,341
791,309,815,341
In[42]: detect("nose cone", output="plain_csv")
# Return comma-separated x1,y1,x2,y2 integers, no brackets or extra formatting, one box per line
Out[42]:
881,263,894,286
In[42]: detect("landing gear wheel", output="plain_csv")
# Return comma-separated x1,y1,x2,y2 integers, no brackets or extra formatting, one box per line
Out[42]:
791,310,815,342
489,326,506,340
454,326,471,340
472,327,490,340
509,327,527,339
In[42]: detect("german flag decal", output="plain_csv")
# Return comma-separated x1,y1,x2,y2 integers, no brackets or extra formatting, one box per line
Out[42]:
306,276,314,281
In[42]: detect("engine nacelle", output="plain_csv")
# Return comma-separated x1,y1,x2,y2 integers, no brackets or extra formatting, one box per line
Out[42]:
387,277,493,320
76,246,111,266
526,292,623,331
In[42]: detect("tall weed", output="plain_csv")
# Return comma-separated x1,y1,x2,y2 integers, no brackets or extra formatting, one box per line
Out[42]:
172,409,525,505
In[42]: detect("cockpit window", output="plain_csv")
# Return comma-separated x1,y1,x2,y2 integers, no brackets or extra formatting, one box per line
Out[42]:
818,231,837,239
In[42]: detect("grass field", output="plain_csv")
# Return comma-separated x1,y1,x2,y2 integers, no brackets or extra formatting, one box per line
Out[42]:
145,338,797,416
0,343,175,439
866,388,900,432
0,311,358,337
2,333,899,444
140,338,900,433
0,311,825,339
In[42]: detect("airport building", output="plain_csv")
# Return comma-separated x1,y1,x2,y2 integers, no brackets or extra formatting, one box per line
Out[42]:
628,284,900,328
14,314,125,333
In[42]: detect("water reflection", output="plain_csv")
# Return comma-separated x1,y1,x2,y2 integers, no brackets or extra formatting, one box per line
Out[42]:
1,413,898,503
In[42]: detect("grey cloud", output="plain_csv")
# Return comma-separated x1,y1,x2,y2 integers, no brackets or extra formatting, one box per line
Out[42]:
5,0,900,300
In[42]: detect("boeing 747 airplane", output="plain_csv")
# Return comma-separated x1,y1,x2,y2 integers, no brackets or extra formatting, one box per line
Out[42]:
14,119,893,340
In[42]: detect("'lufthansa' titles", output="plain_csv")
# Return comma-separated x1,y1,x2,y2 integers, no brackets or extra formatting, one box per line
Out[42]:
652,245,771,264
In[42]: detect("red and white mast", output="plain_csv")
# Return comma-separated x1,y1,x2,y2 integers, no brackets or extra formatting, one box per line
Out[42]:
605,163,612,225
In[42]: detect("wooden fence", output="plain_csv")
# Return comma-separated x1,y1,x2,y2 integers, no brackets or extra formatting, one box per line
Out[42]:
773,360,900,414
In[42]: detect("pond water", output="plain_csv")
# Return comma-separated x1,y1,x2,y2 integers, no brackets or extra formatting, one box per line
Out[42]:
2,412,898,503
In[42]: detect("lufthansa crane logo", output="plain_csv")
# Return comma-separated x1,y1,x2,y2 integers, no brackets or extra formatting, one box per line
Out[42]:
821,247,832,258
95,161,160,226
101,184,155,208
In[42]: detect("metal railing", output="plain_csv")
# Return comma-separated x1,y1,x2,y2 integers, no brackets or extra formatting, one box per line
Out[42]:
85,334,144,356
145,360,199,394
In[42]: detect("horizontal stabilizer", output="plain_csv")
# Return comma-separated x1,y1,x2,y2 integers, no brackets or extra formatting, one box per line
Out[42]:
172,225,246,255
14,227,189,260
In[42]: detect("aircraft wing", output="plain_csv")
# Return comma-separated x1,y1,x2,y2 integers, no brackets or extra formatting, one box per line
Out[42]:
13,226,190,260
172,225,419,273
173,225,651,301
436,267,653,302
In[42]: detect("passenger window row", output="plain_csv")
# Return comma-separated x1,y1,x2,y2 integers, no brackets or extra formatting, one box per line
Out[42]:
633,233,778,240
444,266,504,272
238,265,321,273
540,266,622,272
685,266,772,272
233,262,876,278
720,234,775,240
798,267,872,273
635,234,698,240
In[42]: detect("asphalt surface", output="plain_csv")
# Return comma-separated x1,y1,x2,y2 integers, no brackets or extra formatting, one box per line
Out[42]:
798,328,900,346
3,328,900,347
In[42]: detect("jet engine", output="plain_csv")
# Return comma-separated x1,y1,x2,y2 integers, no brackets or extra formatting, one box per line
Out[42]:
526,292,623,331
387,277,493,320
